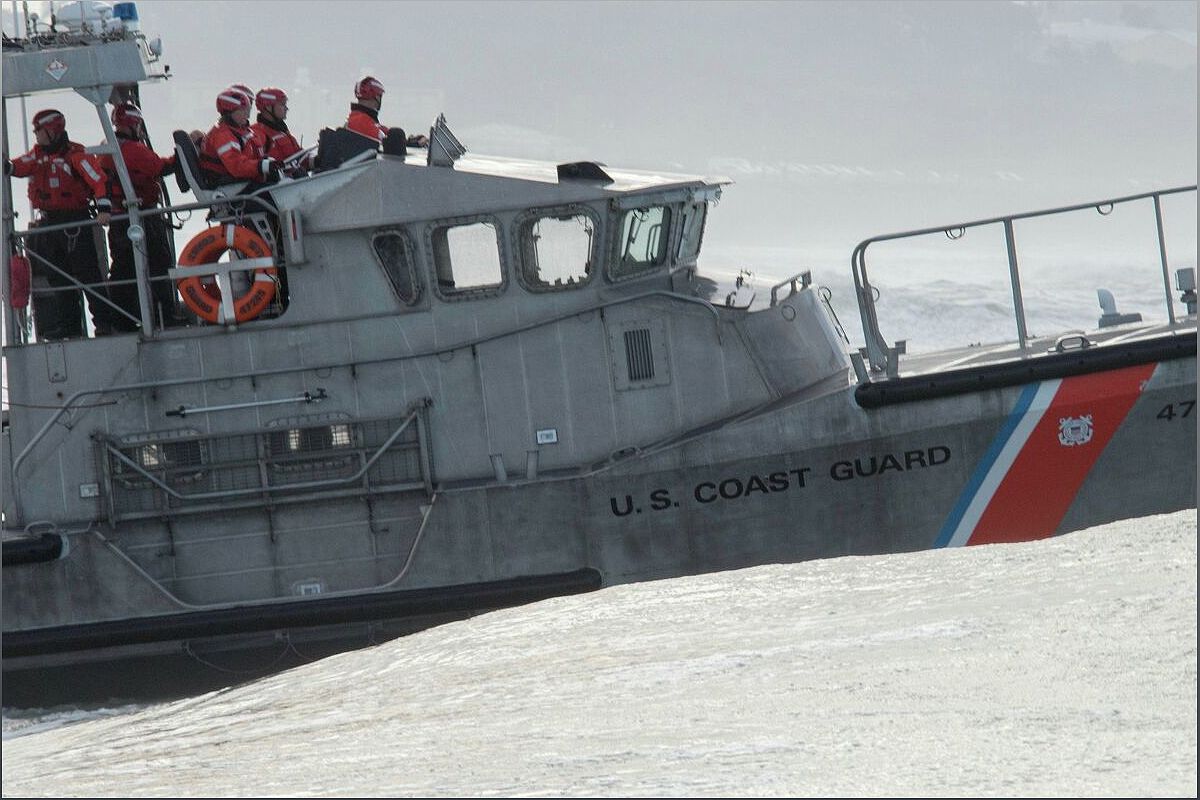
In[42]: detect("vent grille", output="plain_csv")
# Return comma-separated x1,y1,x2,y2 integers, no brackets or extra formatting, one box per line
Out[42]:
624,328,655,381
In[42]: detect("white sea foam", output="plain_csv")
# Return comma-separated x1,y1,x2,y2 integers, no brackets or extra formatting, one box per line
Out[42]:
3,509,1195,797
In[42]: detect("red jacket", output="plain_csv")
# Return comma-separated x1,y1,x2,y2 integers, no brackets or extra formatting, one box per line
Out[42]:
99,133,177,208
251,118,302,162
199,119,267,181
346,104,387,145
10,141,110,213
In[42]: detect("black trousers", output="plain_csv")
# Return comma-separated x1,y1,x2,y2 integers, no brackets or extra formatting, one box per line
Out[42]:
27,210,111,340
107,210,181,331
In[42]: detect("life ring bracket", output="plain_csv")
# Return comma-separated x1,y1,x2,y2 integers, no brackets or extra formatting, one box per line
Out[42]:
175,224,278,324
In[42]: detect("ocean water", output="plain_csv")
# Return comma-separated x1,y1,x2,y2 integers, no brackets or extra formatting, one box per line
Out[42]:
3,509,1195,797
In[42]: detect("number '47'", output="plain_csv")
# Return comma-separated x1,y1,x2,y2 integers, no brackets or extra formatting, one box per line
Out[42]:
1157,400,1195,421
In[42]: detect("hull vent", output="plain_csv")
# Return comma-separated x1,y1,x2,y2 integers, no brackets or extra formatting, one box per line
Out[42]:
609,319,671,391
624,328,656,381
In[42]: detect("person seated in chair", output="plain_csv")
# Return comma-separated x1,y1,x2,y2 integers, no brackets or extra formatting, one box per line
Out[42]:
252,87,313,177
345,76,429,150
199,87,281,186
197,88,290,312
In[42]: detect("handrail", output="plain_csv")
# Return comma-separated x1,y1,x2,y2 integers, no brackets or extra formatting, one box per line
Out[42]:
4,159,374,345
769,270,812,307
851,184,1197,374
8,288,721,522
21,245,141,326
99,406,423,504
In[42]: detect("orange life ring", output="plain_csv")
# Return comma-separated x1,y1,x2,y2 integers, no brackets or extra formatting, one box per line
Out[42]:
176,224,278,323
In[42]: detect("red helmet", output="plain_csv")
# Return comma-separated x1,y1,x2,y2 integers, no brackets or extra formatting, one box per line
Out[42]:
32,109,66,138
111,102,145,131
255,87,288,113
216,87,251,115
230,83,254,106
354,76,384,101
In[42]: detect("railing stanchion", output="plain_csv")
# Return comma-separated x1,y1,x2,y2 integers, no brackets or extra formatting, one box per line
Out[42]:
1153,194,1177,326
1003,219,1029,351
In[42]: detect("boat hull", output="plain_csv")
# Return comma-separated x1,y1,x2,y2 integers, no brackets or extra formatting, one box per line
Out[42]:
4,353,1193,703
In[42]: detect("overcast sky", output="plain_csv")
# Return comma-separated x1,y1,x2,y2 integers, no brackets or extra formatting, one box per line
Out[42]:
4,1,1196,263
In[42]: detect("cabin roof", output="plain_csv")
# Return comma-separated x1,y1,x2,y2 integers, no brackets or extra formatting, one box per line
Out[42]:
295,152,730,233
447,152,730,193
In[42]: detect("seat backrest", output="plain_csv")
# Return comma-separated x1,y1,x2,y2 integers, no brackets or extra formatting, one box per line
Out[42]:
381,128,407,160
172,129,205,194
173,129,252,204
315,127,379,173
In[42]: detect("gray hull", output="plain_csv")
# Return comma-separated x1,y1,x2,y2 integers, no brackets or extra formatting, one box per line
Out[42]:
2,26,1195,706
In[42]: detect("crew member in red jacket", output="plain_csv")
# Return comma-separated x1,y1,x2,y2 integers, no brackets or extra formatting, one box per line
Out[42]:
251,87,311,176
6,109,114,339
345,76,428,149
99,103,185,331
199,88,279,184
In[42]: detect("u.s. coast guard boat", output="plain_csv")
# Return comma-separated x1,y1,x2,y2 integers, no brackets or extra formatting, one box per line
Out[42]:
3,6,1196,704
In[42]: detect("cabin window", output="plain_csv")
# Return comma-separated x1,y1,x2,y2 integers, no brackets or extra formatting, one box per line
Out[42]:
613,205,670,278
517,210,596,291
677,202,707,263
430,218,505,297
371,231,421,305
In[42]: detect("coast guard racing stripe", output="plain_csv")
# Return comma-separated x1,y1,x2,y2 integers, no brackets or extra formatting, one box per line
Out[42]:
936,363,1156,548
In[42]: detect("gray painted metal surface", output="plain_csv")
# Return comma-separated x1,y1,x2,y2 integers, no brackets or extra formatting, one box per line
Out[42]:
2,25,1196,700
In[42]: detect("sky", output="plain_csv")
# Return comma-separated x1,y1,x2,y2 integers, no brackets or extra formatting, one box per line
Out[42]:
2,1,1197,323
3,508,1195,796
5,2,1195,234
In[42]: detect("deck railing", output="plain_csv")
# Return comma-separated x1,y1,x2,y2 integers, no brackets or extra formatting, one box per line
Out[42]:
851,185,1197,376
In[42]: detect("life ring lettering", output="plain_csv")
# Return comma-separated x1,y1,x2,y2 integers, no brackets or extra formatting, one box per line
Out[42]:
176,224,277,323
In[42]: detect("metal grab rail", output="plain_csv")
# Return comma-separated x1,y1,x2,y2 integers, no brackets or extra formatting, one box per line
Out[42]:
20,244,141,327
98,403,427,506
768,270,812,307
851,184,1197,374
82,489,440,612
4,160,372,345
6,193,281,343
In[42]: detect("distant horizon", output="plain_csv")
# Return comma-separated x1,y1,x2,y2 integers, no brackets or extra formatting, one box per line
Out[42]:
3,1,1195,268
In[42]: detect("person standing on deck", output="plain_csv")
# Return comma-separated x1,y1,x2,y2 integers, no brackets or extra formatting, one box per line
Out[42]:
345,76,429,149
5,109,114,340
99,103,187,331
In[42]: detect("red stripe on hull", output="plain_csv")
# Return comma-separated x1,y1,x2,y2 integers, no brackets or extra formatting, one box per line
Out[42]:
968,363,1156,545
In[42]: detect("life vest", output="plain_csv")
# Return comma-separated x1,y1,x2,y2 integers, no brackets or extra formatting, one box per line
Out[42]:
199,120,267,182
10,141,110,213
176,224,278,323
346,104,387,145
251,117,302,162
